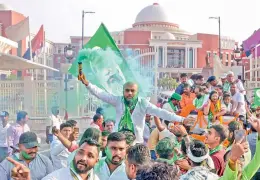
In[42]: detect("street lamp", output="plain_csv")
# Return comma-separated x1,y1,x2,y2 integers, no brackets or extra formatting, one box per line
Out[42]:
233,46,244,83
64,44,75,111
82,11,95,49
209,16,221,59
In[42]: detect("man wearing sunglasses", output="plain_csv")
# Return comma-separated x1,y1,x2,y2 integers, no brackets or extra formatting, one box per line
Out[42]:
79,75,195,144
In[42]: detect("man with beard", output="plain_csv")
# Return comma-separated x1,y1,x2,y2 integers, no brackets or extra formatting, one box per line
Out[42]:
193,86,209,110
0,132,53,180
94,132,128,180
79,75,195,144
43,138,100,180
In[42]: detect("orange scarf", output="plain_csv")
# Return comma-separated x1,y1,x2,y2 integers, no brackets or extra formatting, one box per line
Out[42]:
209,100,223,124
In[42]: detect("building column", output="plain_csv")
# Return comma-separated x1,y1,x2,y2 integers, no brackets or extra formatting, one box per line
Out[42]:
185,47,188,68
194,48,197,68
164,46,167,67
187,47,190,68
192,48,195,68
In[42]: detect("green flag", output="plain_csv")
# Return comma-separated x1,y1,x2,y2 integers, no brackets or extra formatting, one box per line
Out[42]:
68,23,140,119
253,88,260,107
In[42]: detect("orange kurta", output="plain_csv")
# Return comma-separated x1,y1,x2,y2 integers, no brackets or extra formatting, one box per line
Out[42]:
180,93,196,109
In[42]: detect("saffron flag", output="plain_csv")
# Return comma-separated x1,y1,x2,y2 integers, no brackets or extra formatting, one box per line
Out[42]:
5,17,30,42
23,25,44,60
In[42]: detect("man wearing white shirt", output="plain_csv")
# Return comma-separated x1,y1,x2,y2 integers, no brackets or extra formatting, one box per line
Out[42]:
51,122,73,170
224,71,245,95
43,138,100,180
0,111,10,162
230,83,246,116
79,75,194,144
94,132,128,180
46,106,64,144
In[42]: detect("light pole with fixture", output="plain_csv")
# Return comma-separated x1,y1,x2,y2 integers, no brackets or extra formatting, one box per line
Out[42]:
209,16,221,59
233,46,244,83
82,11,95,49
63,44,75,111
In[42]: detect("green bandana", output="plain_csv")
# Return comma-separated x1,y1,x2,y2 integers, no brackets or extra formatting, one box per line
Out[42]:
168,101,178,112
194,95,205,108
118,94,138,134
209,145,222,155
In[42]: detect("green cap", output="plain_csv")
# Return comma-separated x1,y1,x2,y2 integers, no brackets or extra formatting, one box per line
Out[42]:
169,93,182,101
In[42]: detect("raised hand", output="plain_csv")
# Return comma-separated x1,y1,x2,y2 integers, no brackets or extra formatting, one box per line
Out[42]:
183,116,196,126
229,139,248,162
248,117,260,136
6,157,30,180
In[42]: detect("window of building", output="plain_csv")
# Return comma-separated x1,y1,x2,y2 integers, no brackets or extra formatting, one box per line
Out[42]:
225,62,228,66
226,54,229,60
118,40,120,44
154,36,157,39
207,52,211,57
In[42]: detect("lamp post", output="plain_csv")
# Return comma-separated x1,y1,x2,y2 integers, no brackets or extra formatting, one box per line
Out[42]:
209,17,221,59
233,46,244,83
82,11,95,49
64,44,75,111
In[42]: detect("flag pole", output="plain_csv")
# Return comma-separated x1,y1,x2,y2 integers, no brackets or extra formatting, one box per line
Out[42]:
43,30,48,115
28,17,33,77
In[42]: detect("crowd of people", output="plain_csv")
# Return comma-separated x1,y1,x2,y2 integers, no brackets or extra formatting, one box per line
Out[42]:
0,70,260,180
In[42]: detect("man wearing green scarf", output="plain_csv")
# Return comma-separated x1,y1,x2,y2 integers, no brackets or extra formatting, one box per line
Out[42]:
162,93,182,113
79,76,195,144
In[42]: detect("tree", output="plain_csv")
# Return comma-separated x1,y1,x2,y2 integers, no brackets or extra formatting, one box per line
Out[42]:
158,77,178,90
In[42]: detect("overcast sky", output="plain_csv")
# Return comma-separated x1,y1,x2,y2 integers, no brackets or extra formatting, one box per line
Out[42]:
1,0,259,43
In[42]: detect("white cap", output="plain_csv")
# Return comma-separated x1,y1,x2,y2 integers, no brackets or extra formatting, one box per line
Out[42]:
227,71,234,76
220,73,227,79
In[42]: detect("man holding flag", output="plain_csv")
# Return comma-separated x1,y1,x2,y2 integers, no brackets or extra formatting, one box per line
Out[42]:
78,76,194,143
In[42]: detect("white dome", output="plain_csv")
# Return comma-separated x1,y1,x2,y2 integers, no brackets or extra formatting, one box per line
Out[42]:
135,3,169,23
162,32,176,40
0,4,13,11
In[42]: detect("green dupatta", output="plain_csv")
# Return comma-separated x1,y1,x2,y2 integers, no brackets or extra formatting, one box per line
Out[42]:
118,94,138,134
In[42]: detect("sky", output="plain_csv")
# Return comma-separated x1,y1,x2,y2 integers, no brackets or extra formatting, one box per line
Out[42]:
1,0,259,43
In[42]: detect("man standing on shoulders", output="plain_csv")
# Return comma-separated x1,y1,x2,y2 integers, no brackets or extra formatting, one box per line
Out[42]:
94,132,128,180
43,138,100,180
0,132,53,180
51,122,73,170
0,111,10,162
79,74,195,144
7,111,30,155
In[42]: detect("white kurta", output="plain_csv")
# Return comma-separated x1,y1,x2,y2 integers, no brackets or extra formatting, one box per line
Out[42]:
42,167,99,180
87,83,184,143
94,158,128,180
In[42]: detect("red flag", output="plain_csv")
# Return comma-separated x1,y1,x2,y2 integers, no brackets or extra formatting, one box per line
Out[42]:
32,25,44,53
64,110,68,121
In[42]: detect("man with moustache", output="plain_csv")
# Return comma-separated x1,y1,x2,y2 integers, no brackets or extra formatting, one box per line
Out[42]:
79,74,195,144
43,138,100,180
0,132,53,180
94,132,128,180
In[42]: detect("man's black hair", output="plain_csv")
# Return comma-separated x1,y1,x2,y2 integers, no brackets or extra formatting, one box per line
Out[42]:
211,124,228,143
93,114,102,123
180,73,187,78
107,132,126,144
127,144,151,166
60,122,72,131
80,138,101,152
196,74,204,80
189,140,208,166
67,120,77,126
136,162,178,180
183,83,191,89
228,121,242,143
